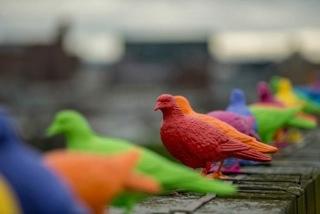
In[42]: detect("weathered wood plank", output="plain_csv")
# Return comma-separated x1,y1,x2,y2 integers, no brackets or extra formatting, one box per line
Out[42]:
195,198,292,214
131,193,214,214
110,131,320,214
271,160,320,214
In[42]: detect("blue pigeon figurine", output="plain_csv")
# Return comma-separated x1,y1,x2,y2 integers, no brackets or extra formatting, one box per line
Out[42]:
295,86,320,104
0,110,88,214
226,89,252,116
226,89,258,131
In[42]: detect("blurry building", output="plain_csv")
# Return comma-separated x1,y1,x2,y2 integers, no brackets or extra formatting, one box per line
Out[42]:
112,41,211,89
0,24,79,81
208,31,320,104
278,52,320,84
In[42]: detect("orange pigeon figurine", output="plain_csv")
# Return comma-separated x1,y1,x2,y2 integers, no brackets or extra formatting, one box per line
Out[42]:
44,150,160,214
174,95,278,154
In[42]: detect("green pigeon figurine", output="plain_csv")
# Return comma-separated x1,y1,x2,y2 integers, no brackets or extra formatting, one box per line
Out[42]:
286,113,317,129
249,105,301,143
46,110,237,212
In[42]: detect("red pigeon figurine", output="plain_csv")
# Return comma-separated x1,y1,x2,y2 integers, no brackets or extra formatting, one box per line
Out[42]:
154,94,271,178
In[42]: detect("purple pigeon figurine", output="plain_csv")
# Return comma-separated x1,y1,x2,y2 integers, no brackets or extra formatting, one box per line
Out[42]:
207,111,260,140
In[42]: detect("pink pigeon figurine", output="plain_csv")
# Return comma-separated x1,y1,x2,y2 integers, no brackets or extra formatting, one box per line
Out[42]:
257,81,284,107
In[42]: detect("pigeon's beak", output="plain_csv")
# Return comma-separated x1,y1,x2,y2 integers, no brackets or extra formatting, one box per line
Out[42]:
46,123,59,137
153,101,161,111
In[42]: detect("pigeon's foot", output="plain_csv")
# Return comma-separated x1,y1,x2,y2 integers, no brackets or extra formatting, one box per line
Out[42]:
211,172,229,179
201,168,209,177
201,162,215,176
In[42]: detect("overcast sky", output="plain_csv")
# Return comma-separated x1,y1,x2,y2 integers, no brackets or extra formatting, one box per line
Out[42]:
1,0,320,63
1,0,320,42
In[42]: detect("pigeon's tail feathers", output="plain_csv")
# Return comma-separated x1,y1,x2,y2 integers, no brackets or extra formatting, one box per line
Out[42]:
234,149,272,162
125,172,161,194
176,176,237,196
244,138,278,154
248,131,262,141
160,163,237,196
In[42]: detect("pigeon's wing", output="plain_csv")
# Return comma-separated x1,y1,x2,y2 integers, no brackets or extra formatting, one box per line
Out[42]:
210,129,270,161
195,113,277,153
196,113,257,144
176,116,248,161
180,117,271,162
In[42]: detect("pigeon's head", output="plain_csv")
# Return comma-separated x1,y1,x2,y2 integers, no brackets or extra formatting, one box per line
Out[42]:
270,76,282,92
230,89,246,105
154,94,177,111
174,96,193,114
0,109,19,144
257,81,272,100
278,78,292,93
46,110,91,137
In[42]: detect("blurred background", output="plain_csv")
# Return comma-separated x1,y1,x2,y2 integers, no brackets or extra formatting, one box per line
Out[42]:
1,0,320,149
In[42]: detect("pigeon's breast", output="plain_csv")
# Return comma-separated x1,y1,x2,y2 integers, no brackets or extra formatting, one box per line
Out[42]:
160,121,205,169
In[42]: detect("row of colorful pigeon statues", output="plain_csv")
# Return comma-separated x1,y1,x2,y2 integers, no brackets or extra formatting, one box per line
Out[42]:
0,76,319,214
